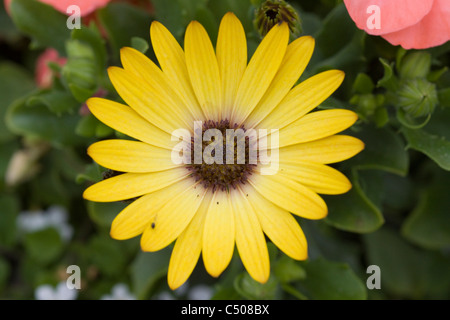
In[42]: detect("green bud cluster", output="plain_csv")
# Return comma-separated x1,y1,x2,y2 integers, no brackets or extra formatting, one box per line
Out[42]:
397,78,438,118
254,0,302,38
396,51,438,119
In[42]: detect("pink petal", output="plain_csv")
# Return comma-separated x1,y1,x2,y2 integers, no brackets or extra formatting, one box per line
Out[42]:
382,0,450,49
39,0,110,17
344,0,434,35
4,0,12,14
35,48,67,88
4,0,110,17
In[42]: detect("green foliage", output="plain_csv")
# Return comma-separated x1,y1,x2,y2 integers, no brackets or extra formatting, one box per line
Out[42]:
23,227,64,265
1,0,449,301
299,258,367,300
0,62,35,142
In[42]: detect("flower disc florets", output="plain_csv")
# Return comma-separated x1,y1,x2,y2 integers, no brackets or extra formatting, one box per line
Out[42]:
187,119,256,191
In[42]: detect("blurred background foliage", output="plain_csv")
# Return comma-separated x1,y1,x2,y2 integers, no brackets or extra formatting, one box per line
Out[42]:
0,0,449,300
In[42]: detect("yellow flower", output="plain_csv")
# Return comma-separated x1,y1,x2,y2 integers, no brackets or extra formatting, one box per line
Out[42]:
83,12,364,290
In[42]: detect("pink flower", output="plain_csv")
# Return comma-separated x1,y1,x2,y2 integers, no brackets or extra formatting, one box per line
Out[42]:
35,48,67,88
343,0,450,49
4,0,110,17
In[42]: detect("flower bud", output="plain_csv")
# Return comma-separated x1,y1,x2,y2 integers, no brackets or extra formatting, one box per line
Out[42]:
399,51,431,79
397,78,438,118
254,0,302,37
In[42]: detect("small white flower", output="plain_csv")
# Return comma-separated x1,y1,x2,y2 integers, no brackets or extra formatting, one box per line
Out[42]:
154,291,175,300
175,282,189,296
101,283,136,300
17,205,73,241
35,282,78,300
187,285,214,300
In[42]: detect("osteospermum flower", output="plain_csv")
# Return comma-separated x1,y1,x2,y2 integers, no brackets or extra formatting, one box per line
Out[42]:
83,13,364,289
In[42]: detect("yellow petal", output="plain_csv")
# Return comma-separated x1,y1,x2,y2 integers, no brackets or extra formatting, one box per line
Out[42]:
216,12,247,120
185,21,222,120
233,188,270,284
273,161,351,195
140,180,207,252
120,47,198,127
82,167,190,202
167,190,213,290
276,109,359,147
249,173,327,220
87,97,174,150
257,70,345,130
245,36,315,129
150,21,204,121
110,182,191,240
232,22,289,125
87,139,178,173
240,183,307,260
202,190,235,278
278,135,365,164
107,66,189,134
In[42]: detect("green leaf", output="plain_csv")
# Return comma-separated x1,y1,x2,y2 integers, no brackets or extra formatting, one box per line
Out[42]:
0,62,35,142
373,106,389,127
130,249,171,299
421,106,450,139
76,113,113,138
346,125,409,176
0,257,10,291
62,40,98,102
194,6,219,43
396,108,431,130
299,258,367,300
402,172,450,249
97,3,152,57
27,89,80,115
382,173,414,212
398,51,431,80
314,3,357,59
363,226,450,298
324,170,384,233
438,87,450,108
402,127,450,171
274,255,306,283
24,228,64,265
75,113,97,137
312,30,366,84
377,58,398,91
87,235,127,277
131,37,149,54
207,0,253,33
76,163,103,184
6,95,87,147
9,0,71,54
401,108,450,170
0,195,19,247
353,73,375,94
234,272,279,300
87,201,127,229
0,0,21,41
71,24,107,72
150,0,185,40
210,286,242,300
151,0,212,41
